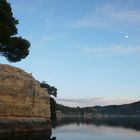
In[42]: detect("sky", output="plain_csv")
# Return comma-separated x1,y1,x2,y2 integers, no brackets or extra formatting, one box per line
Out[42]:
1,0,140,107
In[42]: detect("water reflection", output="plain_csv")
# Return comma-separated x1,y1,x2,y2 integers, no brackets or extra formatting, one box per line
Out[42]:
53,117,140,131
0,131,54,140
0,117,140,140
51,117,140,140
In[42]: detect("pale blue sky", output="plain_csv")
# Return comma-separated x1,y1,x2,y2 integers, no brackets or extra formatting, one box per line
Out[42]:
2,0,140,106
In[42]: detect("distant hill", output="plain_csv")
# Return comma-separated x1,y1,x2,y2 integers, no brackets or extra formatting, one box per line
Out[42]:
56,100,140,116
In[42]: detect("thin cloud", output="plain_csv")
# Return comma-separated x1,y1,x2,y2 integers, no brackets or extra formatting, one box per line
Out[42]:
56,97,138,107
85,46,140,56
67,4,140,28
11,0,44,12
41,35,63,42
100,5,140,23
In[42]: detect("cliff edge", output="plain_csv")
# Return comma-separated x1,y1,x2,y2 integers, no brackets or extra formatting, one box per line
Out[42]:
0,64,51,133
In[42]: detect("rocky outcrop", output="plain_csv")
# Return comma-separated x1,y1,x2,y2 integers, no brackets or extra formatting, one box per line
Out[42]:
0,64,51,132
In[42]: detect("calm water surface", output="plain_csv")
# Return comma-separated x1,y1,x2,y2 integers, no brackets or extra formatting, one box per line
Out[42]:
0,117,140,140
52,117,140,140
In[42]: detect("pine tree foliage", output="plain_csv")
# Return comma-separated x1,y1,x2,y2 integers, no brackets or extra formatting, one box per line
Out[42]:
0,0,30,62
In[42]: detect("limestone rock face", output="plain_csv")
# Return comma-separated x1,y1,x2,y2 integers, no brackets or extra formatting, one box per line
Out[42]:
0,64,50,119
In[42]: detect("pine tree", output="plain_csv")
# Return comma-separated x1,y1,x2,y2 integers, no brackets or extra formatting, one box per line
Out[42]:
0,0,30,62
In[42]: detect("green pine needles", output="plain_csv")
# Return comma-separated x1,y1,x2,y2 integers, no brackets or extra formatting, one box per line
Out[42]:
0,0,30,62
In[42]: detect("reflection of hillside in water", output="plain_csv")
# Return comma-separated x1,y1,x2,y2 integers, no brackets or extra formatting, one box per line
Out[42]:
53,117,140,131
0,130,56,140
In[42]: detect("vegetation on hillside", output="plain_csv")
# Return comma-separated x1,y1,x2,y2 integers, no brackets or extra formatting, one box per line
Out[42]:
40,81,57,121
56,101,140,116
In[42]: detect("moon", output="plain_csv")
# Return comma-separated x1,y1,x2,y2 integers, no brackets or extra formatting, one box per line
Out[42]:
125,35,128,39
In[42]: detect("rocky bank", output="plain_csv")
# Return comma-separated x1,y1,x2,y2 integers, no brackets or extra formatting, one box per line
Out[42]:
0,64,51,133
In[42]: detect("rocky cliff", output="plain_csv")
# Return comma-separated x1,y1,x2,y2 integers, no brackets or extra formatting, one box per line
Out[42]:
0,64,51,133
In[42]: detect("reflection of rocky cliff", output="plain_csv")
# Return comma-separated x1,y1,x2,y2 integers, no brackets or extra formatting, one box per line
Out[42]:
0,131,53,140
0,64,51,133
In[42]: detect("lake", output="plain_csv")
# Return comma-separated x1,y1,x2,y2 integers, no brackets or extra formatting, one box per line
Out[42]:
0,117,140,140
51,117,140,140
